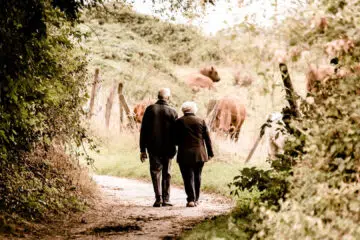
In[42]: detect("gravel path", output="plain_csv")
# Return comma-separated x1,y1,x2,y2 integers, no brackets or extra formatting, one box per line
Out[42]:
66,175,234,239
10,175,234,240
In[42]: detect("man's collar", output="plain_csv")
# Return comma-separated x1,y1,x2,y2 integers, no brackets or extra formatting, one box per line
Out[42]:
184,112,195,116
156,99,168,105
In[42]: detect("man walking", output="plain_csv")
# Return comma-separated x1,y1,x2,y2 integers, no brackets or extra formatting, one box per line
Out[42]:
139,88,178,207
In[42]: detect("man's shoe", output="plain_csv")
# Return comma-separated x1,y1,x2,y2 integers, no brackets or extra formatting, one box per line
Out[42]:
153,201,162,207
186,201,196,207
162,201,173,207
194,201,199,206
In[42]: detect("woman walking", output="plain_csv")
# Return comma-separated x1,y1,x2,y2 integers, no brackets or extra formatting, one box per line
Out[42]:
175,101,214,207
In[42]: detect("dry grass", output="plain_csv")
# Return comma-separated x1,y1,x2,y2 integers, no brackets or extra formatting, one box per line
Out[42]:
39,144,99,199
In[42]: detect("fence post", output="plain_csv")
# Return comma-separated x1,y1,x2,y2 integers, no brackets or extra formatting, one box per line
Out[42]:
118,82,124,131
88,68,100,119
105,81,117,128
279,63,300,117
118,82,135,130
245,63,300,163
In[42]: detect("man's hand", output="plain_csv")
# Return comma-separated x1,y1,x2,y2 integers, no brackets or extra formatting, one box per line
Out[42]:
207,154,214,162
140,152,148,163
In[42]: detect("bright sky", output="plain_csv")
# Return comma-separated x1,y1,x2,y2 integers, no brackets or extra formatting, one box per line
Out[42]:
130,0,301,35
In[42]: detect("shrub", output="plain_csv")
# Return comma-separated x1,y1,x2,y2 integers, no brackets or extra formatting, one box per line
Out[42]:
0,0,97,229
256,73,360,239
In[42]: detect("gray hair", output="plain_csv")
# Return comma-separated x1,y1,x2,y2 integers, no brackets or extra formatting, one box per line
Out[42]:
181,101,198,114
158,88,171,100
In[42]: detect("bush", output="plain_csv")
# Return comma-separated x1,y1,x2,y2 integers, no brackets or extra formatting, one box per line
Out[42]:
256,72,360,238
0,0,96,230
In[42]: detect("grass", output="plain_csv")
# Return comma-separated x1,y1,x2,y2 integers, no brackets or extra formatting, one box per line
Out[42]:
181,215,244,240
89,128,269,196
94,151,239,196
179,196,259,240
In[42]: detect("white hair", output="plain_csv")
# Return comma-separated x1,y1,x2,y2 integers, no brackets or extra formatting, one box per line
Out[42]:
181,101,198,114
158,88,171,99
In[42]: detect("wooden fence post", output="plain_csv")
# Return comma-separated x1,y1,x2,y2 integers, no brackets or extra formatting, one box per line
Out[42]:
118,83,124,126
245,63,300,163
88,68,100,119
118,82,124,131
279,63,300,117
118,82,134,130
105,81,117,128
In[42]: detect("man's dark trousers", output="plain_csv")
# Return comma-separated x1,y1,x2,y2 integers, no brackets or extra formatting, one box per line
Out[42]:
179,162,204,202
149,155,172,202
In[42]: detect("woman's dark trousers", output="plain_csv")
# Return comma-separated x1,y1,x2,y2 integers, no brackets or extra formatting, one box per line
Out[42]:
179,162,204,202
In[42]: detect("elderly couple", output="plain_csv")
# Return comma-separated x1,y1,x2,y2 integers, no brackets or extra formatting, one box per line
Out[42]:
139,88,214,208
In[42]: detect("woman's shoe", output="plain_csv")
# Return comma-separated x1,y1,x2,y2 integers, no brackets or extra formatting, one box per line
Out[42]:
186,201,196,207
153,200,162,207
162,201,173,207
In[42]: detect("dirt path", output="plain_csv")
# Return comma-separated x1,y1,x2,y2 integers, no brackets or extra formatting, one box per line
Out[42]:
38,175,234,240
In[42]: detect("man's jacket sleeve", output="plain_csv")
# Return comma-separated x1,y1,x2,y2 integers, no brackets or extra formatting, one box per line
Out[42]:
172,110,179,145
139,107,150,153
174,118,181,146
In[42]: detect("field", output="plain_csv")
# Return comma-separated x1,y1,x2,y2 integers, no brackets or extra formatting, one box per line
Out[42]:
79,4,314,195
79,4,315,196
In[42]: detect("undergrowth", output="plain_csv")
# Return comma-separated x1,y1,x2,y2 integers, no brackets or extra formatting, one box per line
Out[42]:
0,0,97,236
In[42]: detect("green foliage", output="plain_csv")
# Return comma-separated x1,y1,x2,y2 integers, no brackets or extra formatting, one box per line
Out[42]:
230,167,289,207
180,198,259,240
0,0,89,161
301,78,360,180
256,72,360,238
209,1,360,238
83,4,222,65
0,0,96,228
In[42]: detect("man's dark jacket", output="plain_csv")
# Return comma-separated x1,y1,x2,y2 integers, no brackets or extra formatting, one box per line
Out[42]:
140,100,178,158
175,113,214,165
